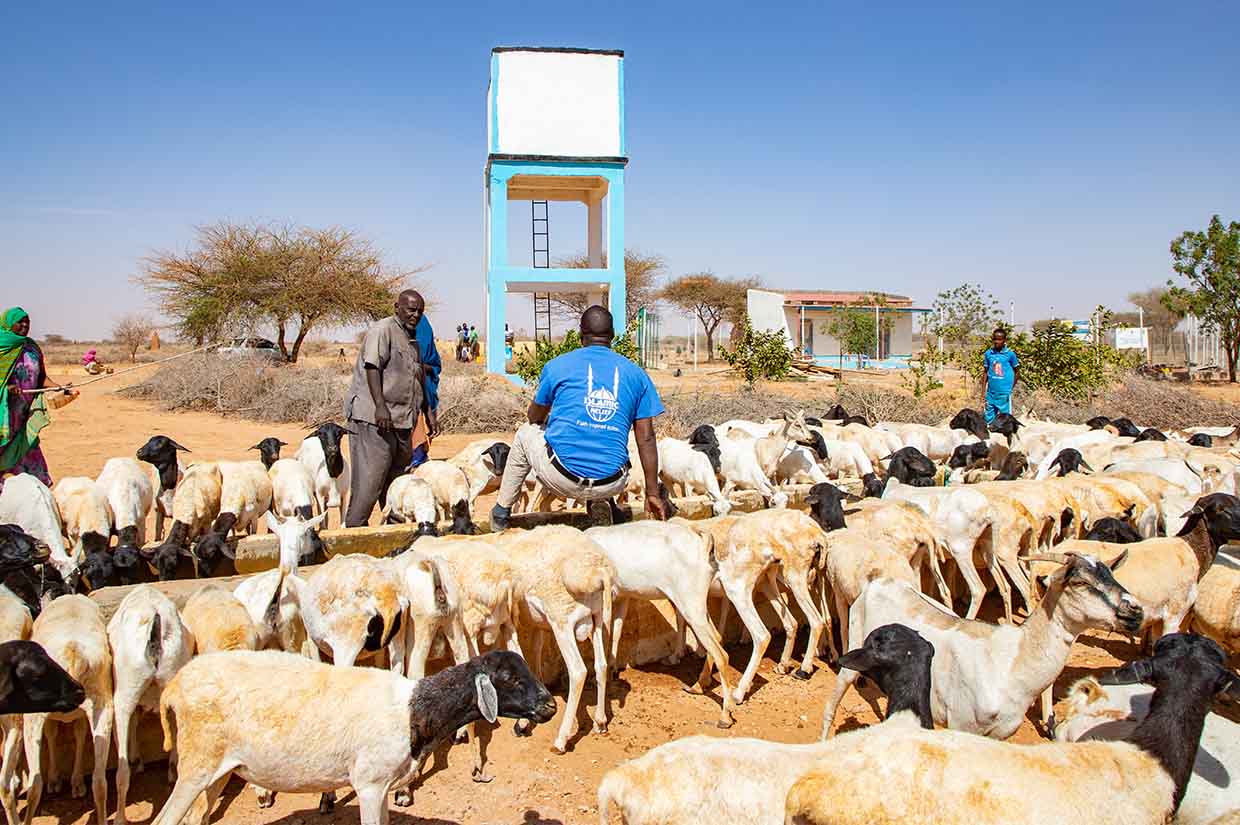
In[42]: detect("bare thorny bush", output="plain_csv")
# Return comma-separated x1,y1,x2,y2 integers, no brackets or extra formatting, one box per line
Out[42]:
125,358,1240,435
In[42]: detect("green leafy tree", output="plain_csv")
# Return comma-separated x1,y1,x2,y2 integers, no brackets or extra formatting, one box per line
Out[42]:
1163,215,1240,382
929,283,1003,364
824,305,876,362
967,318,1135,401
719,317,794,386
511,321,641,385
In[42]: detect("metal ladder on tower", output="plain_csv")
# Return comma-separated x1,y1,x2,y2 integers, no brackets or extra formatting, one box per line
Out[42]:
532,200,552,341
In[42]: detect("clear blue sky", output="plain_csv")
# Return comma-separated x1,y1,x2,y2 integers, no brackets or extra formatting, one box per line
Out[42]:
3,1,1237,340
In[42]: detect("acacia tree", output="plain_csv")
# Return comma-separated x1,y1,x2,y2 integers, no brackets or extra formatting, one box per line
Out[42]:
1164,215,1240,382
552,250,666,321
660,272,758,361
111,314,155,362
140,222,427,362
1127,287,1183,356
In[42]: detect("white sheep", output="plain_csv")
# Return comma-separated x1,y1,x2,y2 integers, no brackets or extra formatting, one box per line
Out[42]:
181,586,262,654
494,526,616,754
0,474,74,579
386,547,469,681
655,438,732,515
821,554,1144,740
381,475,439,531
95,457,154,555
151,650,555,825
447,439,508,502
295,425,351,529
583,521,736,728
23,595,113,825
51,477,113,560
153,462,222,560
268,457,317,520
290,553,408,667
106,586,193,825
412,460,476,533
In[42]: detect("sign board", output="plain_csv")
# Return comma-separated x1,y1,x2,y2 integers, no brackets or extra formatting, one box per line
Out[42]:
1070,320,1091,341
1114,327,1149,350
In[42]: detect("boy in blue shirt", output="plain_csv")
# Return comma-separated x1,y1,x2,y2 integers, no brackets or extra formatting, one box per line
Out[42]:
491,306,667,529
982,327,1020,424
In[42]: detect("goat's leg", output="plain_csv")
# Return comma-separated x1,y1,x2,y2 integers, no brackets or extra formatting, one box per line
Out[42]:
678,600,735,729
70,715,87,799
0,718,19,825
997,550,1032,615
548,622,587,754
513,630,543,737
760,573,798,674
721,576,771,705
609,598,630,672
150,766,225,825
950,538,987,619
185,771,231,825
21,715,46,825
387,617,411,677
784,571,828,675
925,540,952,604
667,610,686,665
114,693,139,825
589,609,610,735
88,702,113,825
987,543,1014,624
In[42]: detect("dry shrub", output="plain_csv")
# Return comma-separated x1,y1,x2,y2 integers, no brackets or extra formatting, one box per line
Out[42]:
122,354,346,425
1019,377,1240,429
436,375,529,433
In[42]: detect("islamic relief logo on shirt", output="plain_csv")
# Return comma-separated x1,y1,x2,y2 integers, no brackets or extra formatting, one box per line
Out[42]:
584,364,620,423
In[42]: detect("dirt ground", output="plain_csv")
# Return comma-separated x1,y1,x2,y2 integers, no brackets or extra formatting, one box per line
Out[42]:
27,366,1141,825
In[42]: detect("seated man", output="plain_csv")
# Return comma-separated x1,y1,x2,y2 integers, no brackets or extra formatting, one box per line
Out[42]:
491,305,666,529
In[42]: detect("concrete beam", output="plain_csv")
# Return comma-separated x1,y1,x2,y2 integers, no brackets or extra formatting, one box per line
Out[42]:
226,481,853,574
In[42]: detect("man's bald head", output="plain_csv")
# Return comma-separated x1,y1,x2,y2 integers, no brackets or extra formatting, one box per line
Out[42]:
394,289,425,329
580,305,614,345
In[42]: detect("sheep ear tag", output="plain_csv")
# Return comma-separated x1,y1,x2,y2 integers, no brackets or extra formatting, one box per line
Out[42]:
475,673,498,723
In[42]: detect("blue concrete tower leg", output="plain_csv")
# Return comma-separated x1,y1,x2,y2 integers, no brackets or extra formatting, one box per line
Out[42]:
486,173,510,378
607,172,626,326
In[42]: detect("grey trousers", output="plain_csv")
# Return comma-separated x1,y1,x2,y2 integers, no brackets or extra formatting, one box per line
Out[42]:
345,419,413,527
496,423,628,509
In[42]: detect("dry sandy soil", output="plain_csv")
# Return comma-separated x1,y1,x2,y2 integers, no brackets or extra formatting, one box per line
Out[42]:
26,366,1147,825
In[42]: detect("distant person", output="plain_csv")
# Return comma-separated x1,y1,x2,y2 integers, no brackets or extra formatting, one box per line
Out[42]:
490,305,666,530
81,348,112,375
1,308,73,487
468,324,480,359
343,290,438,527
982,327,1020,424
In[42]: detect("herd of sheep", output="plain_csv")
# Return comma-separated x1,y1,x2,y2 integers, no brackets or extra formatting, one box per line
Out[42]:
0,404,1236,825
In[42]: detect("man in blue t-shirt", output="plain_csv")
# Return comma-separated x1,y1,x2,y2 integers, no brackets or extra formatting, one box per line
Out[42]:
982,327,1020,424
491,305,667,529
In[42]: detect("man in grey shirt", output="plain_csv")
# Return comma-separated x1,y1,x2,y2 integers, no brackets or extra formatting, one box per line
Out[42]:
343,289,438,527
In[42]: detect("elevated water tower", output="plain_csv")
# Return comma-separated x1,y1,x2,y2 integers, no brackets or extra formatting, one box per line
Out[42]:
484,46,627,380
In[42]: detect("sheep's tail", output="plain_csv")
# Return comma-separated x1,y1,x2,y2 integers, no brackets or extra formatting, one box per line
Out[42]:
430,559,448,612
159,683,178,752
145,612,162,668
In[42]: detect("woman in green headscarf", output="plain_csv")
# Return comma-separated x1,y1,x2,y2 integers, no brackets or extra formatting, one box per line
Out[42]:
1,307,63,487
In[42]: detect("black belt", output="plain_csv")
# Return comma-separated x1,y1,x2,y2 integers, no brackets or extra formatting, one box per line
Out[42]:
545,442,628,488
